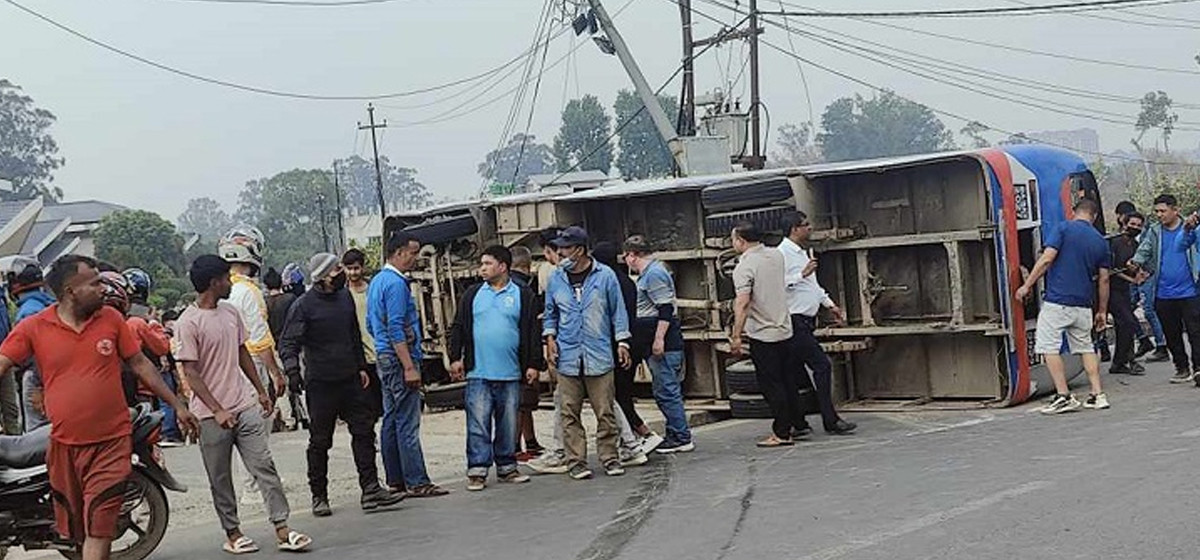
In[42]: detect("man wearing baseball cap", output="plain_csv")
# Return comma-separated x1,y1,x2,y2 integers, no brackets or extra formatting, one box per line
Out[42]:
278,253,403,517
543,226,633,479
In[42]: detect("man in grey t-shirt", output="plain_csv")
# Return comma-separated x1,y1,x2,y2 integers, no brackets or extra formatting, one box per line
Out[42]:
729,222,806,448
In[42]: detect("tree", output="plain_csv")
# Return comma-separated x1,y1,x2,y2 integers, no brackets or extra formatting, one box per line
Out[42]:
772,122,822,166
614,90,679,180
235,168,340,267
177,197,234,243
1132,91,1178,154
960,121,992,149
0,79,64,201
816,90,955,162
96,210,186,275
478,133,554,189
332,155,431,215
552,95,614,174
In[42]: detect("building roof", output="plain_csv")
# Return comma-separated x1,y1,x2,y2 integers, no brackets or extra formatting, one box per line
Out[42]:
38,233,82,267
20,217,70,255
40,200,127,225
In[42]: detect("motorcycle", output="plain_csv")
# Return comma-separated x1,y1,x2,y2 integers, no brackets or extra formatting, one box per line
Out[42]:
0,403,186,560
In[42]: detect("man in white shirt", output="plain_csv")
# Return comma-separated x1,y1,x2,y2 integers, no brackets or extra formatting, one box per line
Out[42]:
778,211,857,436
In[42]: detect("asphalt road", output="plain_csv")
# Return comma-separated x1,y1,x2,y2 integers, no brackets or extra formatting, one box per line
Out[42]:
148,361,1200,560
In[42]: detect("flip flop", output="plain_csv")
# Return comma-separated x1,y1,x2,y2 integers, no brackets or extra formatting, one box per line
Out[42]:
222,536,259,555
277,530,312,552
407,483,450,498
756,435,795,448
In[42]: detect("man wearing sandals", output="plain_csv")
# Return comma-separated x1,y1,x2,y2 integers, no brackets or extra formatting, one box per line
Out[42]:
176,255,312,554
728,222,806,448
367,232,449,498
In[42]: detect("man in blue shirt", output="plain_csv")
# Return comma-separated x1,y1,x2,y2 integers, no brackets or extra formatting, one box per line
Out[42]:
1016,198,1111,414
1132,193,1200,384
544,226,633,480
449,246,543,492
366,232,447,498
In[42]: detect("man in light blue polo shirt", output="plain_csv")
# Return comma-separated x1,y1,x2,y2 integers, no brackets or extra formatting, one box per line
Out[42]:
449,246,544,492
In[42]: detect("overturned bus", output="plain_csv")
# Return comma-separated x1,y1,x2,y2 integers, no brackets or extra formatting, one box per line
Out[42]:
387,144,1101,409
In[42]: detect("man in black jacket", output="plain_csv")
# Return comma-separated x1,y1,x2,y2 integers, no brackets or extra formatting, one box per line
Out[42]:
449,245,543,491
278,252,403,517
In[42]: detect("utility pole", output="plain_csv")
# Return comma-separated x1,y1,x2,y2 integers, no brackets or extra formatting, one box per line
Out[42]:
678,0,696,137
747,0,763,169
358,104,388,221
316,192,331,253
332,162,346,254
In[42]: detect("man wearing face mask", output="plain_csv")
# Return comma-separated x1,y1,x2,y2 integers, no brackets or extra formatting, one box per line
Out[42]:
278,253,403,517
1110,212,1148,375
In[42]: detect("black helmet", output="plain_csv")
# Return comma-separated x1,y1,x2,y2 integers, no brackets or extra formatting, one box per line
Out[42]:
122,268,153,304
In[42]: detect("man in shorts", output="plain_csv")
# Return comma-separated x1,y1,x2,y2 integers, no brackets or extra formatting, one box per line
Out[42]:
0,255,199,560
1016,198,1112,414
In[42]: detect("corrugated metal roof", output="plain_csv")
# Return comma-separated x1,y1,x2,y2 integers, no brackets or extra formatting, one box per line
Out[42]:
40,200,127,224
795,150,980,178
38,233,81,267
551,168,799,201
0,200,37,231
21,217,70,255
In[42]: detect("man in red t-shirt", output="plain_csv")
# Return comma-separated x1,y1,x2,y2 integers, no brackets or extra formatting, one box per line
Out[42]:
0,255,199,560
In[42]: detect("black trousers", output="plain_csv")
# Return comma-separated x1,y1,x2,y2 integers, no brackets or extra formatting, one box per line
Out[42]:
306,378,380,499
1154,296,1200,372
614,353,646,431
364,363,383,421
1110,286,1139,367
748,337,807,439
790,315,840,429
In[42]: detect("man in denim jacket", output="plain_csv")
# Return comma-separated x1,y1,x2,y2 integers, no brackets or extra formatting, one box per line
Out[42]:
1131,194,1200,383
543,226,633,480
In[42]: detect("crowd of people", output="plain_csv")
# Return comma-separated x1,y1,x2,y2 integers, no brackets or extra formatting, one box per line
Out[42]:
1016,194,1200,415
0,210,860,558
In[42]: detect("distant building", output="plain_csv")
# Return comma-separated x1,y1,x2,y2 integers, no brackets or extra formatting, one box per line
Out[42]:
343,213,384,249
1025,128,1100,156
0,198,127,269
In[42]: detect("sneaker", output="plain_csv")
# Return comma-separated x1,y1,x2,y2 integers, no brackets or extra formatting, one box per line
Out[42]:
1082,393,1111,410
525,451,570,475
568,463,593,480
655,439,695,454
637,433,665,455
1170,369,1196,384
619,449,649,466
498,471,531,484
790,425,813,440
1136,337,1155,358
1148,348,1171,362
1039,394,1082,415
603,460,625,477
312,497,332,517
466,476,487,492
1109,363,1133,375
515,450,543,464
361,487,404,510
826,419,858,436
1129,362,1147,376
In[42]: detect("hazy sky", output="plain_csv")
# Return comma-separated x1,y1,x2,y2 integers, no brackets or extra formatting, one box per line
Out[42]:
2,0,1198,222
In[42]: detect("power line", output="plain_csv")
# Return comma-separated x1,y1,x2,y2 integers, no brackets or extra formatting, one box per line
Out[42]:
1003,0,1200,28
679,0,1200,168
760,0,1198,18
155,0,407,6
768,0,1200,75
773,14,1200,112
3,0,564,100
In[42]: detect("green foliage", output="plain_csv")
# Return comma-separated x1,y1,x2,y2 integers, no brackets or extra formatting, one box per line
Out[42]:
177,197,233,241
613,90,679,180
1108,153,1200,220
959,121,992,149
478,133,554,188
817,90,955,162
552,95,613,174
94,209,193,308
234,168,339,267
96,210,185,274
772,122,822,166
348,237,383,273
0,79,64,201
333,155,431,215
1132,91,1179,153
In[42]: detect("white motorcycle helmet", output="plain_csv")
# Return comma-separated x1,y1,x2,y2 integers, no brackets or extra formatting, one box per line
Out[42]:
218,225,266,274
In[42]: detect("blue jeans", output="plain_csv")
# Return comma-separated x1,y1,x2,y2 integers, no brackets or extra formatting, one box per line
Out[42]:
465,378,520,478
158,370,182,441
378,353,431,489
1135,283,1166,346
648,350,692,444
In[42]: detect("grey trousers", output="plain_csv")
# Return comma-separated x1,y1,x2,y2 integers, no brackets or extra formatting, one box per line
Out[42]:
0,371,19,434
199,407,290,534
